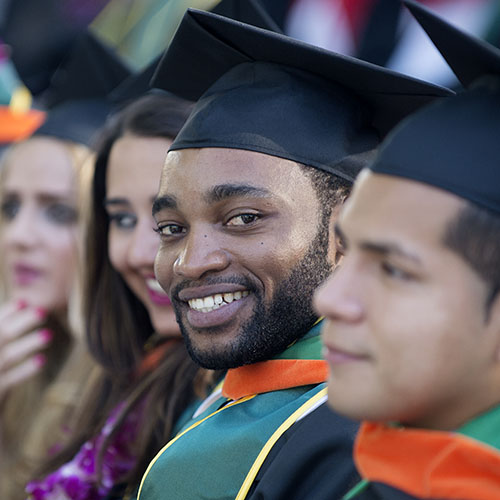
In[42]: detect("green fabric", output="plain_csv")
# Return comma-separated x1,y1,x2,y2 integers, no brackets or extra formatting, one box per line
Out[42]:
138,327,326,500
457,403,500,452
274,321,324,360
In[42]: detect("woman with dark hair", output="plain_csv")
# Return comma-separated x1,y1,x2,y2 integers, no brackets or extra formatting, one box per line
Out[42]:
26,93,215,500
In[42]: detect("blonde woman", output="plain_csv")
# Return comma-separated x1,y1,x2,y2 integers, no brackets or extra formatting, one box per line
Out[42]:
0,129,96,499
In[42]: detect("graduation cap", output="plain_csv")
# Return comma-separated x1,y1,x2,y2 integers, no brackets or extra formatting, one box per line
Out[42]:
108,56,162,108
108,0,280,112
151,9,452,182
404,0,500,89
41,31,130,109
211,0,282,34
34,31,131,147
369,1,500,214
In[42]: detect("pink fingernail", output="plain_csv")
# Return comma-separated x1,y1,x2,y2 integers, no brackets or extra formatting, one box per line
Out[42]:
35,307,47,320
39,329,53,343
34,353,46,367
16,299,28,310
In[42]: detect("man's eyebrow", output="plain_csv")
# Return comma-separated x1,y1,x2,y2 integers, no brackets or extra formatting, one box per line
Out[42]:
206,184,273,204
152,194,177,216
361,240,422,264
334,223,422,264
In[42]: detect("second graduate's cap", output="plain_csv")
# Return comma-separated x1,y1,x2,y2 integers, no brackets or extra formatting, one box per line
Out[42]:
370,2,500,214
151,9,452,182
35,31,130,147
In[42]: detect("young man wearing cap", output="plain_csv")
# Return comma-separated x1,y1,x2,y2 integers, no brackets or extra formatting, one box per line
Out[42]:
315,3,500,500
137,8,450,500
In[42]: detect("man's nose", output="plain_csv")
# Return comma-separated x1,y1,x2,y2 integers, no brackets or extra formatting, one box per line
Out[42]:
314,256,364,323
173,226,230,280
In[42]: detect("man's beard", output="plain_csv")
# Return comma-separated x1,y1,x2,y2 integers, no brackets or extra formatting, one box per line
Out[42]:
173,222,333,369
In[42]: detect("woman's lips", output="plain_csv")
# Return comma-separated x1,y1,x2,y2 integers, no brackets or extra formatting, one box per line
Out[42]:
13,264,42,286
146,278,172,306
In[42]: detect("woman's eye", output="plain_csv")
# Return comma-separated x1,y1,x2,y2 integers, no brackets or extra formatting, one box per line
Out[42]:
155,224,186,237
108,212,137,230
46,203,78,225
381,262,413,281
226,213,259,226
0,199,20,220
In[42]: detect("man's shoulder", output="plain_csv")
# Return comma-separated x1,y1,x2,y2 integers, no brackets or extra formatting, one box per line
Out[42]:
247,403,360,500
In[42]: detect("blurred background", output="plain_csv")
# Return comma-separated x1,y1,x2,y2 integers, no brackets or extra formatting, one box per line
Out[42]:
1,0,500,111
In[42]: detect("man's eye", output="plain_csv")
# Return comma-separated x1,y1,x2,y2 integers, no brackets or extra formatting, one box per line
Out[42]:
46,203,78,225
155,224,186,236
226,213,259,226
108,212,137,229
381,262,413,281
0,199,20,220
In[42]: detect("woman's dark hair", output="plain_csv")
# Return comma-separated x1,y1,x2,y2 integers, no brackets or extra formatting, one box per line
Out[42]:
35,93,213,492
88,92,194,372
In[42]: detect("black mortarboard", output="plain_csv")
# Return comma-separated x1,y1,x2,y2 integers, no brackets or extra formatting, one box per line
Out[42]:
369,1,500,214
34,31,130,147
108,56,162,108
109,0,280,110
41,31,130,109
151,9,452,182
404,0,500,89
211,0,282,34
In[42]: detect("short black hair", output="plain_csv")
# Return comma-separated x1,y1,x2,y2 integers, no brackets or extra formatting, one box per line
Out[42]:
298,165,351,220
297,164,352,266
444,201,500,314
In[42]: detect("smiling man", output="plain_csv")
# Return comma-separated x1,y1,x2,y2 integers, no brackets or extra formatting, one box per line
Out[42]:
137,8,451,500
315,3,500,500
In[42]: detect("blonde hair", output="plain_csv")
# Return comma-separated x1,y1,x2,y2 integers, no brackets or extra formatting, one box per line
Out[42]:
0,136,97,499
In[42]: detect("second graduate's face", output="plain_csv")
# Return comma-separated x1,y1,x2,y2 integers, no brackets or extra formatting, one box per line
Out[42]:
315,170,500,430
106,134,180,337
154,148,334,369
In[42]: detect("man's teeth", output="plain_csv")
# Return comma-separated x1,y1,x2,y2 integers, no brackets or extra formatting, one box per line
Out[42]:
188,291,249,312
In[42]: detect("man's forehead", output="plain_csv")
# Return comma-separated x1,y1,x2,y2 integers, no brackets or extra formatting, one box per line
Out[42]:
161,147,309,191
341,170,464,242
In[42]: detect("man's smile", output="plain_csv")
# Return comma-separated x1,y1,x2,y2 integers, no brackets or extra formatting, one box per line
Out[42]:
187,291,250,313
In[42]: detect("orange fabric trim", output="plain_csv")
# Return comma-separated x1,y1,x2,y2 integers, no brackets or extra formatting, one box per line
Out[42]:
136,339,181,377
355,421,500,500
222,359,328,400
0,107,45,142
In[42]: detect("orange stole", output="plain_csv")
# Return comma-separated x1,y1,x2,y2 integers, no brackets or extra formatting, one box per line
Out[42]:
222,359,328,400
355,421,500,500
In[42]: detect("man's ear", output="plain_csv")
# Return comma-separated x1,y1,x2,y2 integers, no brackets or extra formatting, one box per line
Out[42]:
327,205,344,267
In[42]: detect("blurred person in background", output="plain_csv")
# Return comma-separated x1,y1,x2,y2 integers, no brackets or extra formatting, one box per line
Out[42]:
0,100,96,500
315,3,500,499
0,30,129,500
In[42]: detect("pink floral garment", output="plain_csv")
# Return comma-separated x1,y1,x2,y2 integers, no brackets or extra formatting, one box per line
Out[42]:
26,401,142,500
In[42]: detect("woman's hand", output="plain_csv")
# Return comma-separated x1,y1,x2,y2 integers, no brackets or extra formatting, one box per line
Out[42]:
0,300,52,402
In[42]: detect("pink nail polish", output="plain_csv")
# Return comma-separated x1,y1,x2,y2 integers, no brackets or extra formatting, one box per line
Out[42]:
34,353,46,367
39,329,53,343
16,299,28,310
35,307,47,320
